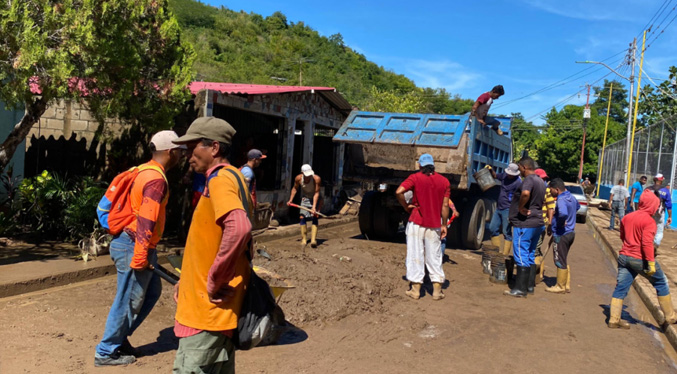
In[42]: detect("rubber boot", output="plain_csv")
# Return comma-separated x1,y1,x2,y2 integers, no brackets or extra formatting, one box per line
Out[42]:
566,265,571,293
492,123,504,136
527,264,537,294
608,297,630,329
300,225,308,246
502,240,512,256
545,268,568,294
504,266,529,298
535,256,543,283
432,283,445,300
406,283,421,300
658,295,677,324
490,236,501,248
310,225,318,248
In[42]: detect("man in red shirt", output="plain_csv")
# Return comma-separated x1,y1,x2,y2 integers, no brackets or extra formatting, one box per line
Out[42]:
471,85,505,135
395,154,450,301
608,189,677,329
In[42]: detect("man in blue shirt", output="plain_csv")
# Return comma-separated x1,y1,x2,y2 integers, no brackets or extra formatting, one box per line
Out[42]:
240,149,266,207
545,178,580,294
629,175,647,212
488,163,522,255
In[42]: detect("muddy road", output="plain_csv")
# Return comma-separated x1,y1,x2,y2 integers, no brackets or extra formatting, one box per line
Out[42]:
0,221,675,373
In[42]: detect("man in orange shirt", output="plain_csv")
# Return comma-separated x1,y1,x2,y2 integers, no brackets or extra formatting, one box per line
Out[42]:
95,131,186,367
172,117,253,373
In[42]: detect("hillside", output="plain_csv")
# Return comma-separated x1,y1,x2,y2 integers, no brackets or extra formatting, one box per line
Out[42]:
167,0,473,113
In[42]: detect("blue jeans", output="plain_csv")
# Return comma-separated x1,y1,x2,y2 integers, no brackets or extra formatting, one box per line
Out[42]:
612,254,670,299
512,226,545,267
488,208,512,241
95,232,162,357
655,211,666,246
609,201,625,229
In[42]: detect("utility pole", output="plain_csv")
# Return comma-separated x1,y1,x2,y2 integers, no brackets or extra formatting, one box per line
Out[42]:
578,84,591,182
624,38,637,185
627,31,647,187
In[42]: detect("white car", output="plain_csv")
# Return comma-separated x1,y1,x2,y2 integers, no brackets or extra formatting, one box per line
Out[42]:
563,182,588,223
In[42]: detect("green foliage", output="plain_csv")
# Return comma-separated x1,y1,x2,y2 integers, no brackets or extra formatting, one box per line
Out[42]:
0,0,195,170
363,86,428,113
639,66,677,126
15,171,105,240
510,113,540,160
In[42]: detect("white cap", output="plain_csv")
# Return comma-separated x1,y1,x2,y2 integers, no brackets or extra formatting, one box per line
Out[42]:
301,164,314,177
655,173,665,180
150,130,186,151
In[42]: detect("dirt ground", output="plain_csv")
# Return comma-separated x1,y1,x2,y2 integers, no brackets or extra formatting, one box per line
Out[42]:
1,221,676,373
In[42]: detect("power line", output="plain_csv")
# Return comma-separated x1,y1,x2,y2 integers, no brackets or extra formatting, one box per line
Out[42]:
638,0,674,38
644,2,677,50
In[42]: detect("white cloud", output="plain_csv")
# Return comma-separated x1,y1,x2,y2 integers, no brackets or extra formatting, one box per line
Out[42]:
521,0,647,22
402,59,482,92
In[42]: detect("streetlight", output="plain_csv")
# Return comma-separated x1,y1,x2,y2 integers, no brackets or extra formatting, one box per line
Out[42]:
577,40,636,186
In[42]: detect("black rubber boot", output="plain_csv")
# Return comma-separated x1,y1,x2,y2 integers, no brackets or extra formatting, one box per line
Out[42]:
528,264,537,294
504,266,529,298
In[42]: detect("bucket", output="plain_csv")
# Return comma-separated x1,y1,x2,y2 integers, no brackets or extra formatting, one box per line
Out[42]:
481,245,499,274
490,260,507,284
473,168,499,192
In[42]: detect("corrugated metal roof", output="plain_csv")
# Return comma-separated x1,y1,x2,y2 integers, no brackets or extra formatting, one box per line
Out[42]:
188,82,353,112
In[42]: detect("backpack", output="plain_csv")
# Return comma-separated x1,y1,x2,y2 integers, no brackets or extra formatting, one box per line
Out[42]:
96,165,167,235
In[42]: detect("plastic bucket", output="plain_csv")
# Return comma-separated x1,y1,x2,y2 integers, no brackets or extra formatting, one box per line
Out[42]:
481,245,499,274
473,168,499,192
489,259,507,284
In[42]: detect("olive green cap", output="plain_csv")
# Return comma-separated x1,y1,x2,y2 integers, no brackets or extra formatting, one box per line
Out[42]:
173,116,236,145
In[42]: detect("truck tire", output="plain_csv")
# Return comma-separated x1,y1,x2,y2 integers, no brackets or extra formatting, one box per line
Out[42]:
462,198,486,249
359,191,376,239
372,193,399,239
482,198,496,223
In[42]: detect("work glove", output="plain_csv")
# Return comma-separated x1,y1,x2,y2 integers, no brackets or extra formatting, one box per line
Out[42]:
645,261,656,277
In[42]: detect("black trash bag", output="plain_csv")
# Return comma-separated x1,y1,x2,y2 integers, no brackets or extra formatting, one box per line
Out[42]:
234,270,279,350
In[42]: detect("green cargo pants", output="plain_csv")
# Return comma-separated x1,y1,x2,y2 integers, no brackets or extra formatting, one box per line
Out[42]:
173,331,235,374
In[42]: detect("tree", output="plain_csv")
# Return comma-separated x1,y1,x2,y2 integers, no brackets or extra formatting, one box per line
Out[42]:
363,86,429,113
510,113,540,159
639,66,677,127
592,80,629,124
0,0,195,171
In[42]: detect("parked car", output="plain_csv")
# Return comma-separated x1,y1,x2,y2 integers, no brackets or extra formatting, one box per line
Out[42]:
564,182,588,223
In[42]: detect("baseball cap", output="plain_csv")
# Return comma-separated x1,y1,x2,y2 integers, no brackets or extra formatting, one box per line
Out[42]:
655,173,665,180
534,168,548,179
505,163,520,176
301,164,314,177
418,154,434,167
247,149,267,160
173,117,236,145
150,130,186,151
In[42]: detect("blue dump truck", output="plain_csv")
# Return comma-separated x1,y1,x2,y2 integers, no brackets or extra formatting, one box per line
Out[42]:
333,111,513,249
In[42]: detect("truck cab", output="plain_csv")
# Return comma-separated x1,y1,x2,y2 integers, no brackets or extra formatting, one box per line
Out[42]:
333,111,513,249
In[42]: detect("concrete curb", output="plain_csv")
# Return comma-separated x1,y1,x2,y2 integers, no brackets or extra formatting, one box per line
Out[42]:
0,215,358,298
587,209,677,352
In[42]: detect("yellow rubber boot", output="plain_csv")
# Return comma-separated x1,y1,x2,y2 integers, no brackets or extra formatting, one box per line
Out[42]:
300,225,308,246
490,236,501,248
566,265,571,293
432,283,445,300
608,298,630,329
658,295,677,324
502,240,512,256
310,225,318,248
406,283,421,300
545,268,568,294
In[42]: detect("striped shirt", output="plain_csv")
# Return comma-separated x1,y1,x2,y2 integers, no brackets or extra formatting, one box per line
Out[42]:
542,187,556,225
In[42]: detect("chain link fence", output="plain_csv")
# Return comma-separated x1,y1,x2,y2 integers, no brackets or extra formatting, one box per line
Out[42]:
599,121,677,189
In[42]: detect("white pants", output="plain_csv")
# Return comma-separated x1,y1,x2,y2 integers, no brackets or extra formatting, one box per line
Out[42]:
405,222,445,284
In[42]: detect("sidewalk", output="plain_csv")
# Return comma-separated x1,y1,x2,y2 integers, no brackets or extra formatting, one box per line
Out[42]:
0,215,357,298
588,207,677,351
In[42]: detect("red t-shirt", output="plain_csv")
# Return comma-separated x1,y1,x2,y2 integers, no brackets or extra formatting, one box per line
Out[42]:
400,172,451,228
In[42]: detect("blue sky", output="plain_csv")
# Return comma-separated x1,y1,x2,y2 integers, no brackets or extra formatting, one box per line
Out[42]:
207,0,676,124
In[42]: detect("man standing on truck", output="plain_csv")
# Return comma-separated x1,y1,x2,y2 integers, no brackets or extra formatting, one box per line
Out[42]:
471,85,505,136
486,163,522,255
504,156,545,298
288,164,322,248
396,154,450,301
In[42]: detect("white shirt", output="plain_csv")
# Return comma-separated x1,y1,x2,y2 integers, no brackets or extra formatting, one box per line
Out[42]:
610,185,629,201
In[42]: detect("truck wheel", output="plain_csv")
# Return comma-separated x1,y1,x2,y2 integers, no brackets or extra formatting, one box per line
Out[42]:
482,198,496,223
373,193,399,239
462,198,486,249
359,191,376,239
